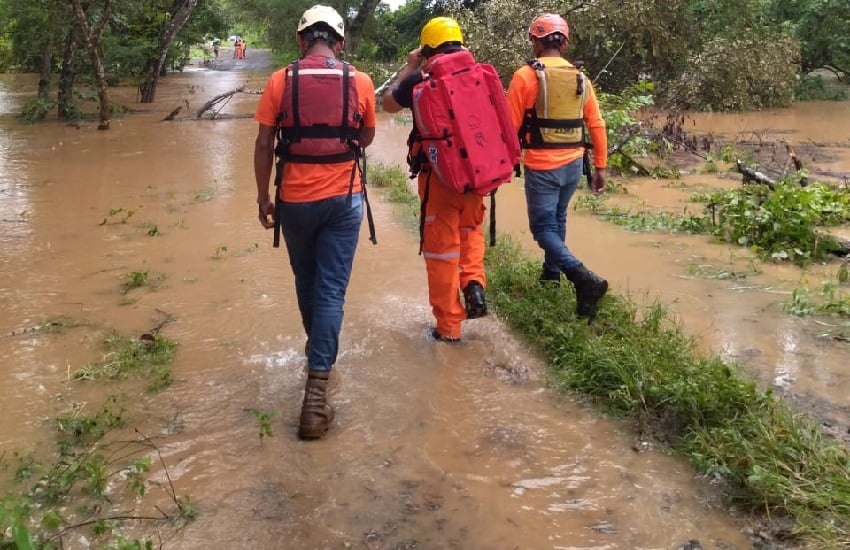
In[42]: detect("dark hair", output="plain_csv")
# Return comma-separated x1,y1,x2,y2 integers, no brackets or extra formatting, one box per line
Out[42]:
300,23,342,49
422,41,462,59
538,33,566,49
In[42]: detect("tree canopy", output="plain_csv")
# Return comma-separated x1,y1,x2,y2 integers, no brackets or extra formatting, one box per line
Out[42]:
0,0,846,121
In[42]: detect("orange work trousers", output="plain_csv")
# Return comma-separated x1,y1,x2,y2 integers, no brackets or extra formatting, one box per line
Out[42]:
418,171,487,339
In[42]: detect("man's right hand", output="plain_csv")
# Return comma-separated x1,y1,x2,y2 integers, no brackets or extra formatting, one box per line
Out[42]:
591,168,607,196
258,197,275,229
406,48,423,69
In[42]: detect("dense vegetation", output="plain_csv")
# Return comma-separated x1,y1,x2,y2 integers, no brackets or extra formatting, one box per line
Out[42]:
0,0,847,124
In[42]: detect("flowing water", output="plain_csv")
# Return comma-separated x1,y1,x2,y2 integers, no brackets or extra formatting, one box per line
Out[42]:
1,59,849,549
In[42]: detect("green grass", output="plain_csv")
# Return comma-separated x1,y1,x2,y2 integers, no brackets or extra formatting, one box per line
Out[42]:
370,161,850,547
72,332,177,392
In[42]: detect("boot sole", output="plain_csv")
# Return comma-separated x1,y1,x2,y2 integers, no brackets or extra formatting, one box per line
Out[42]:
465,304,488,319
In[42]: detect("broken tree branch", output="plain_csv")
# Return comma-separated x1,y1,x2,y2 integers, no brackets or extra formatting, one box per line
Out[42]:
736,160,776,190
786,144,809,187
195,85,246,119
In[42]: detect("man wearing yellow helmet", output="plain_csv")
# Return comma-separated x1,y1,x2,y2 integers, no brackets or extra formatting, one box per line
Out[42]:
382,16,488,343
253,5,377,439
506,13,609,321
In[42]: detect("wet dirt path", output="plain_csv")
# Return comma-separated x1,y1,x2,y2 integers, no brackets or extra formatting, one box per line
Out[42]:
1,56,847,548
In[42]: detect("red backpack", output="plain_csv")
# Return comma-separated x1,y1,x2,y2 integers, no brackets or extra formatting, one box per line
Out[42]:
411,50,520,195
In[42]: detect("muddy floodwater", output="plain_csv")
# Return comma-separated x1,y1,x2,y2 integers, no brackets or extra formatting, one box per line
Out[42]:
1,58,849,549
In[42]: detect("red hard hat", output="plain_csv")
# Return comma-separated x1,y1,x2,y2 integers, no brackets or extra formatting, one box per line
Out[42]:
528,13,569,41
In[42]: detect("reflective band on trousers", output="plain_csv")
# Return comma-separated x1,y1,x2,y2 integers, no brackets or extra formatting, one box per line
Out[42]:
422,250,460,260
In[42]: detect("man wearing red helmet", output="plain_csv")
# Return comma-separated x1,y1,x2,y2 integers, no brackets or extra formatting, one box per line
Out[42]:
506,13,609,321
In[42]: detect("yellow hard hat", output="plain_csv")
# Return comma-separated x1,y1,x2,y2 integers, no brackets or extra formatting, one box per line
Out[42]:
420,17,464,50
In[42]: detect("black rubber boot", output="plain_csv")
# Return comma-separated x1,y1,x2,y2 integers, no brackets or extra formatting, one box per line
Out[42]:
538,266,561,288
431,328,461,343
563,264,608,321
462,280,488,319
298,369,335,440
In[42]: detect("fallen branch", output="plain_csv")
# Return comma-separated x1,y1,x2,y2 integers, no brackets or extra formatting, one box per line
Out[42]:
163,100,189,121
608,124,642,157
736,160,776,190
787,144,809,187
829,236,850,256
619,150,652,176
195,85,246,119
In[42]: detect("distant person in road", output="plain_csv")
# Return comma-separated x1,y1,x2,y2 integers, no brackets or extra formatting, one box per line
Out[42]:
235,39,244,60
381,17,489,343
506,13,609,321
253,4,376,440
213,38,220,59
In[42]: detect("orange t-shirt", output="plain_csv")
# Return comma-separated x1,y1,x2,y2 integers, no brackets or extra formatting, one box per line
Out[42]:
506,57,607,171
254,61,376,202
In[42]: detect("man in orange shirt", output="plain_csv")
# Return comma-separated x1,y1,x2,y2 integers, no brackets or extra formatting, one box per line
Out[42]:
506,13,608,321
253,5,376,439
382,17,488,343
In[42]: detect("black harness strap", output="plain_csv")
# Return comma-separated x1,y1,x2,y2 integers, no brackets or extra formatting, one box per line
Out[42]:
341,63,350,143
489,190,497,246
359,150,377,244
272,154,284,248
272,59,377,246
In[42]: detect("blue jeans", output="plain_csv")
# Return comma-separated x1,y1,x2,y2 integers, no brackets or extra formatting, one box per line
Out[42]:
279,193,363,372
524,158,584,273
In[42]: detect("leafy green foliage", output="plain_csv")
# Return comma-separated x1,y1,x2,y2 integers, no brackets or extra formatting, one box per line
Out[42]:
250,409,275,440
795,73,848,101
100,208,136,225
667,33,799,110
772,0,850,80
697,182,850,263
19,97,55,123
784,280,850,318
121,270,150,293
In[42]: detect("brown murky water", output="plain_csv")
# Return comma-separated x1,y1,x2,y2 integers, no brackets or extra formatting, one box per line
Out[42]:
1,61,848,548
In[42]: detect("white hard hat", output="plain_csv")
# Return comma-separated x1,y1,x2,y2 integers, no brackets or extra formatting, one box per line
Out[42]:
297,5,345,39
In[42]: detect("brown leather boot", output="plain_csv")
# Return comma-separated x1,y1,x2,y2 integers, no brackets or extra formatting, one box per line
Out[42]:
298,369,335,440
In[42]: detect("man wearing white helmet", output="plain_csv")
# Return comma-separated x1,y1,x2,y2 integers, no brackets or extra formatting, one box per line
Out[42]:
253,5,377,440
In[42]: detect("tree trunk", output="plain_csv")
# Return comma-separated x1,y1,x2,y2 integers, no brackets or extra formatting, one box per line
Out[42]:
37,33,55,103
71,0,113,130
139,0,199,104
347,0,381,55
58,24,80,120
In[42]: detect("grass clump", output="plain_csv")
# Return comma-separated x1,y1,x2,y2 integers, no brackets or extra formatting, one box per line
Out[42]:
485,239,850,547
73,333,177,392
1,395,192,548
368,163,420,227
